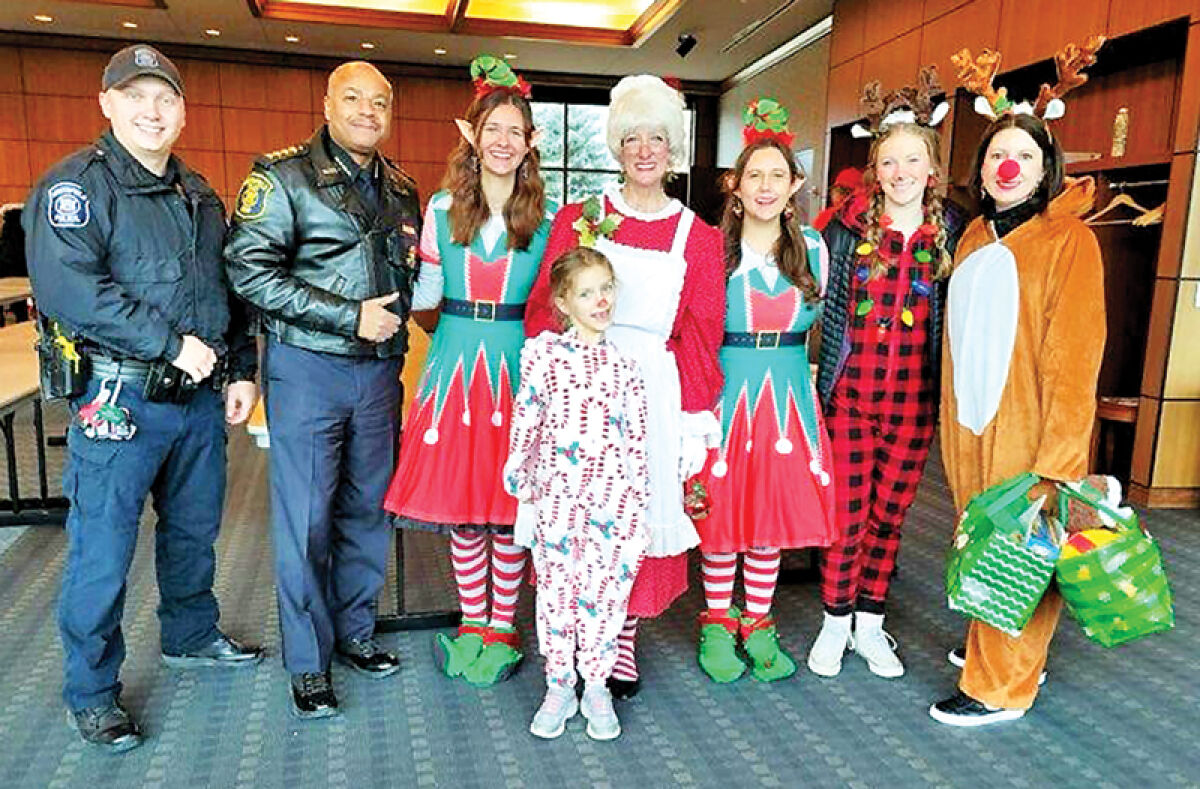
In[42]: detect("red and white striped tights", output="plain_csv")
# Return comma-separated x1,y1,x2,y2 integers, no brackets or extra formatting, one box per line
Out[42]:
449,530,527,627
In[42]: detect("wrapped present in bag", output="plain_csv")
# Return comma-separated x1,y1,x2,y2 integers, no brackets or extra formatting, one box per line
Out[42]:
1055,479,1175,648
946,473,1060,636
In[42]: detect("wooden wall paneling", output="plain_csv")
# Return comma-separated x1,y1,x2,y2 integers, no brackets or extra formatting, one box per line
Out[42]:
1181,153,1200,276
862,0,924,52
264,67,316,113
0,186,29,203
1162,279,1200,397
860,30,922,95
221,108,313,154
1130,394,1161,485
177,104,224,151
997,0,1108,70
918,0,1002,86
0,93,27,140
174,58,222,107
0,47,23,93
1152,399,1200,486
1141,277,1179,397
924,0,973,22
1107,0,1196,39
0,139,30,186
397,118,457,167
1173,21,1200,152
830,0,868,65
398,79,472,121
26,142,80,184
219,63,272,109
1053,59,1180,163
377,127,401,162
310,70,329,116
27,96,106,144
826,57,864,128
1159,152,1196,276
22,49,110,97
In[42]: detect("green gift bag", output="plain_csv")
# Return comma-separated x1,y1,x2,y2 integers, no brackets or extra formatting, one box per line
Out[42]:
1055,483,1175,648
946,473,1058,637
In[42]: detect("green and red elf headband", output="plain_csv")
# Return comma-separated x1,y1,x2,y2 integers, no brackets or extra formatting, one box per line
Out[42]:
742,97,795,147
470,54,531,100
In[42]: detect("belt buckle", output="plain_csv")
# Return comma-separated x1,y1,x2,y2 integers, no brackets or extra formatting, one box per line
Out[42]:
756,331,780,349
474,300,496,322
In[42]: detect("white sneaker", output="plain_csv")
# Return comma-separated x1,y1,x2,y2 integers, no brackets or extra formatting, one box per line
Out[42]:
530,685,578,739
852,613,904,678
807,614,852,677
580,685,621,741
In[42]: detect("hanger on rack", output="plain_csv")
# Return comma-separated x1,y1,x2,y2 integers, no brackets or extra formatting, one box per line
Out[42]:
1085,192,1152,225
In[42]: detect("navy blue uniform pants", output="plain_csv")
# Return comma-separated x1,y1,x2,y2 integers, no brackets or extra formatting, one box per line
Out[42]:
263,339,401,675
59,379,226,712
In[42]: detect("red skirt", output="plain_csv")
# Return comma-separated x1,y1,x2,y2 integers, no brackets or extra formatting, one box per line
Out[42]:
626,554,688,618
384,361,517,528
693,389,836,553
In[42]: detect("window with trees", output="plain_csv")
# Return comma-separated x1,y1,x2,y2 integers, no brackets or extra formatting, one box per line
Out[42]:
532,102,694,207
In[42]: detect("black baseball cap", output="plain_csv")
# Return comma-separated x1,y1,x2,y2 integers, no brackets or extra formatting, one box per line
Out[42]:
102,45,185,96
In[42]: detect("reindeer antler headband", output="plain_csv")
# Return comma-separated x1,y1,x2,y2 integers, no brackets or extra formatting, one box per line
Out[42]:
951,35,1104,121
851,65,950,139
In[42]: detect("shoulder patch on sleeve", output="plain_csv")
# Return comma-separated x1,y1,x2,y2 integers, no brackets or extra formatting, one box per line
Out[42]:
47,182,90,228
234,172,273,221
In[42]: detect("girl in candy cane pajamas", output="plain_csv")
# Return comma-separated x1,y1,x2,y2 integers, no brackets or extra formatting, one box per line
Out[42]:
505,247,649,742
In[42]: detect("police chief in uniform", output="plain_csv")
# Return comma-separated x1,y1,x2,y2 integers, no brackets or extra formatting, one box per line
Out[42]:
224,61,420,719
24,45,263,753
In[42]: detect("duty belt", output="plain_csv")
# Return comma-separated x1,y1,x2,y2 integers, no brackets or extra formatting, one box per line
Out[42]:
91,355,227,390
441,298,526,322
722,331,806,349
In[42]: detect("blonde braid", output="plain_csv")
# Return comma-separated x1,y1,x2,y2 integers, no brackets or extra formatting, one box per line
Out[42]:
924,190,952,280
864,187,889,280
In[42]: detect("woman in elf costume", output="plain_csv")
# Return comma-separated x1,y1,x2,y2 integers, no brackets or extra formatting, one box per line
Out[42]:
692,99,836,684
525,74,726,700
810,67,958,679
383,55,554,687
930,39,1106,726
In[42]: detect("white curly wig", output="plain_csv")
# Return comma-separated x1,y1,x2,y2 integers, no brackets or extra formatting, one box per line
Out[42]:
606,74,687,169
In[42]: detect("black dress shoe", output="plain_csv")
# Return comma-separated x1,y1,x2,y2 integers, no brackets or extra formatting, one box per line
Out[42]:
68,701,143,753
929,691,1026,727
607,677,640,701
162,632,265,668
335,637,400,678
290,671,340,720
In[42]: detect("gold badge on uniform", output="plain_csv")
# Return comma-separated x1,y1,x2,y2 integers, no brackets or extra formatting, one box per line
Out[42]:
235,172,273,221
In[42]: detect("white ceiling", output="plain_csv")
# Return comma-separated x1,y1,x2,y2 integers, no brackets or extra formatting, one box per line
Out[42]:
0,0,832,83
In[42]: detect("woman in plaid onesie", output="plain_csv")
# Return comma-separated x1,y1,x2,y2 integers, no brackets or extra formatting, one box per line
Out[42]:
810,119,960,679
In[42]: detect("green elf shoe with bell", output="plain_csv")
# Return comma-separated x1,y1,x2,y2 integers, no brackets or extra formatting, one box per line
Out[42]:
461,626,524,687
433,620,487,678
698,607,747,683
740,614,797,682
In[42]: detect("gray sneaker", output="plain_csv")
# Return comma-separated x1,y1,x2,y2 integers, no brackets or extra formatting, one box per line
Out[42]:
581,685,621,741
530,685,578,739
68,701,142,753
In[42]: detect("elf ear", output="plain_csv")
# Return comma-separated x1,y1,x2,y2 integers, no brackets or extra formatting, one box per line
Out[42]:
789,174,805,197
530,128,543,149
454,118,475,147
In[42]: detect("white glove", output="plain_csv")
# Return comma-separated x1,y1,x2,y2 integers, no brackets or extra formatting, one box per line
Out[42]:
513,499,538,549
680,433,708,479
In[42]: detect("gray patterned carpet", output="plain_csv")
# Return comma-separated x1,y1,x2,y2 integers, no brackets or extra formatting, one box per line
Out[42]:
0,413,1195,788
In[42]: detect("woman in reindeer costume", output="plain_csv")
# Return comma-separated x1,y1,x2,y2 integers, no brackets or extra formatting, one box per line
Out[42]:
930,38,1107,726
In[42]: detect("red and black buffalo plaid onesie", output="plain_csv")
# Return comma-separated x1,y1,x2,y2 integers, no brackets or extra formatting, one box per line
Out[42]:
820,214,939,616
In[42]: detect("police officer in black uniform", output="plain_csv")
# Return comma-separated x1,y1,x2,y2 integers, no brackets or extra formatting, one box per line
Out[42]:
24,45,263,753
225,61,420,719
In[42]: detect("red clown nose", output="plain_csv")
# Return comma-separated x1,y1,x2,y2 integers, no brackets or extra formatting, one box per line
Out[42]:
997,158,1021,181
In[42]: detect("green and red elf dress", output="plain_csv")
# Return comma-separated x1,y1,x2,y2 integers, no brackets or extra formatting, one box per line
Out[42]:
383,190,556,529
694,234,836,552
